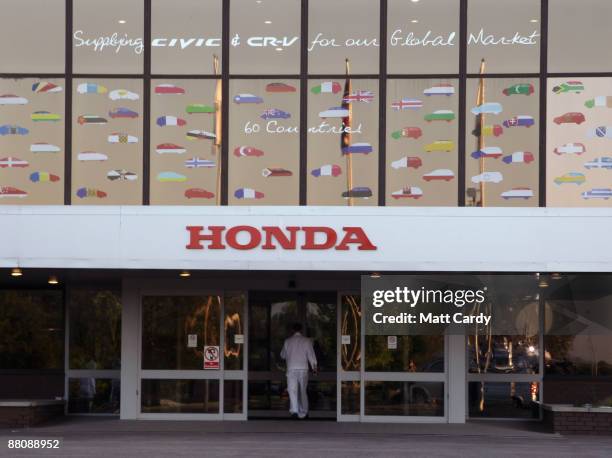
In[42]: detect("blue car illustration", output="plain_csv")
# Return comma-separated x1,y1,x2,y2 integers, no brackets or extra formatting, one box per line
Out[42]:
233,93,264,104
0,124,29,136
260,109,291,120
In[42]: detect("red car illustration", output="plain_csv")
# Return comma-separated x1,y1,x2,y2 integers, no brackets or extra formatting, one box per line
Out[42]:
185,188,215,199
234,146,264,157
553,112,586,125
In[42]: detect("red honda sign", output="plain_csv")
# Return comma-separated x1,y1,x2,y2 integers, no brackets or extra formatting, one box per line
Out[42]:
186,225,377,251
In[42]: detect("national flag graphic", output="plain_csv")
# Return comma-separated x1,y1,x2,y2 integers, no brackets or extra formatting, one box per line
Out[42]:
391,98,423,111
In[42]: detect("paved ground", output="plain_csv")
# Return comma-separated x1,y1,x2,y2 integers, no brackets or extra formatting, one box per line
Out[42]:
1,418,612,457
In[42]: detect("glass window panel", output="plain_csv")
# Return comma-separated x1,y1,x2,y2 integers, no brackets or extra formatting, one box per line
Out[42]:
141,379,220,414
0,290,63,370
308,0,379,75
341,295,361,372
341,381,360,415
545,335,612,377
308,381,337,413
0,77,65,204
0,0,65,73
469,335,539,375
151,0,222,75
468,382,540,418
73,0,144,74
365,335,444,372
465,78,540,207
546,77,612,207
230,0,301,75
72,78,143,205
224,293,246,371
307,79,378,206
467,0,540,74
306,297,336,372
548,1,612,73
150,79,221,205
68,378,120,414
141,296,221,370
229,79,300,205
386,79,458,206
365,381,445,416
224,380,243,413
387,0,459,75
69,289,121,370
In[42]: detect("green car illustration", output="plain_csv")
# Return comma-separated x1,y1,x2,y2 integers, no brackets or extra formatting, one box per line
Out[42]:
424,110,455,122
552,81,584,95
502,83,534,96
31,111,61,122
186,104,215,114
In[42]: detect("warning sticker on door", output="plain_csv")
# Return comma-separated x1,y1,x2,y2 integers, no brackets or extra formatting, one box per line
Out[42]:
204,345,220,370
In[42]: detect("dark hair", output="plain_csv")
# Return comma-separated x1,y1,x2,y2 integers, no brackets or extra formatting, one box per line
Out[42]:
292,322,303,333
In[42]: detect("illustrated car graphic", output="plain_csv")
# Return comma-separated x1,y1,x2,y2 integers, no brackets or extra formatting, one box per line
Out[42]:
342,143,372,155
554,143,585,155
77,152,108,162
584,157,612,170
186,104,215,114
0,186,27,198
391,127,422,140
471,102,503,115
319,106,350,118
502,83,535,96
503,116,535,128
554,172,586,185
584,96,612,109
588,126,612,138
235,188,264,200
107,169,138,181
552,81,584,95
423,83,455,96
311,82,342,94
157,171,187,183
31,111,61,122
233,93,263,104
311,164,342,177
471,147,503,159
184,157,215,168
154,84,185,95
32,82,63,93
30,143,61,153
77,115,107,125
109,107,138,119
75,188,106,199
423,169,455,182
156,115,187,127
472,124,503,137
234,146,264,157
582,188,612,200
425,140,454,152
502,151,535,164
424,110,455,122
471,171,503,184
77,83,107,94
108,133,138,144
266,82,297,93
156,143,186,154
30,172,60,183
0,157,29,168
185,188,215,199
391,186,423,199
0,125,29,135
0,94,28,105
262,168,293,178
342,187,373,199
500,187,534,200
260,108,291,120
553,112,585,125
391,156,422,170
109,89,139,101
186,130,215,140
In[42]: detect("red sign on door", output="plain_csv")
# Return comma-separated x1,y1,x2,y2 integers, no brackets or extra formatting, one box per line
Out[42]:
203,345,220,370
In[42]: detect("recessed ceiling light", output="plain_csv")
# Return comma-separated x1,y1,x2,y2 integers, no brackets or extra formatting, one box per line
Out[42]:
10,268,22,277
179,270,191,278
275,47,283,51
370,272,381,279
411,19,419,23
265,20,272,24
118,19,127,24
411,0,420,3
48,276,59,285
530,19,538,23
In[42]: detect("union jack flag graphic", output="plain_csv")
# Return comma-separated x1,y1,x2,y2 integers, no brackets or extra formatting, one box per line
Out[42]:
342,90,375,103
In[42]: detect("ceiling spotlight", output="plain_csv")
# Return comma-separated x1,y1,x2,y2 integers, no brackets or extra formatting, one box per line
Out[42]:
179,270,191,278
10,268,22,277
551,272,563,280
411,0,420,3
275,47,283,51
48,276,59,285
370,272,381,279
538,278,549,288
118,19,127,24
530,19,539,23
411,19,419,23
265,20,272,24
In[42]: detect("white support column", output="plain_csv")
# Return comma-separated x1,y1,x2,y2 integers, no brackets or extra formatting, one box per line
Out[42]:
447,333,467,423
120,278,140,419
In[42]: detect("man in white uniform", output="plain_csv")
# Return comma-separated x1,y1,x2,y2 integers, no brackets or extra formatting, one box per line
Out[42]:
280,323,318,419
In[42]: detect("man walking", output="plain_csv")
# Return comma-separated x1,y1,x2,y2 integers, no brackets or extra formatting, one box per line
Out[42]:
280,323,318,419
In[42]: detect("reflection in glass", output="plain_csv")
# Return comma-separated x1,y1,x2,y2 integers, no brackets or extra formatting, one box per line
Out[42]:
141,296,221,370
468,382,539,418
469,335,539,375
306,298,336,372
341,295,361,372
68,378,120,414
545,335,612,377
365,381,444,416
224,293,246,370
224,380,243,413
366,335,444,373
341,381,360,415
141,379,220,414
69,289,121,370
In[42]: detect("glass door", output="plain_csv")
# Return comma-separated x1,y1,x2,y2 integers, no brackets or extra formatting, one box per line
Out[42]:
248,292,337,419
338,293,361,420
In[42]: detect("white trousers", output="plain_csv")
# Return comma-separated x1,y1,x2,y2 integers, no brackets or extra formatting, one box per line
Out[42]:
286,369,309,418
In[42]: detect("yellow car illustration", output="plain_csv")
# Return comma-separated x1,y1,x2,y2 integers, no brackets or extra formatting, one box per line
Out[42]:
31,111,61,122
554,172,586,185
425,140,454,152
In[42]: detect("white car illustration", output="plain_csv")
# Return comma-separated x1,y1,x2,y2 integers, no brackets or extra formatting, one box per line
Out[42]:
471,171,503,183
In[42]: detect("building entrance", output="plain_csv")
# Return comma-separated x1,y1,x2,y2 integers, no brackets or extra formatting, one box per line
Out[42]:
248,292,337,419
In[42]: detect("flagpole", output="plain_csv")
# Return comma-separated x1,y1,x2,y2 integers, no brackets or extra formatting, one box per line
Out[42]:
213,54,222,206
477,58,486,207
342,58,353,206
